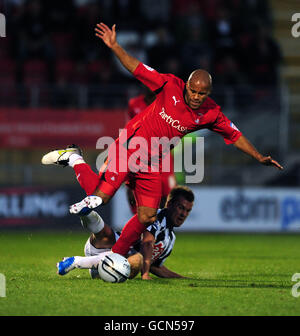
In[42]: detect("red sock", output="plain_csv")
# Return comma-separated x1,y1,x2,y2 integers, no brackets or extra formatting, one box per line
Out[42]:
73,163,100,195
112,214,146,256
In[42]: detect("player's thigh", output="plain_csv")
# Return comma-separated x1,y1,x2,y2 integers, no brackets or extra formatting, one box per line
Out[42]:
97,139,130,199
133,172,162,210
137,206,157,226
131,172,160,225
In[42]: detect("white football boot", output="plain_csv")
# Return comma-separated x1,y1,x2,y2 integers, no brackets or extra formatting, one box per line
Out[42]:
41,144,82,167
69,195,103,216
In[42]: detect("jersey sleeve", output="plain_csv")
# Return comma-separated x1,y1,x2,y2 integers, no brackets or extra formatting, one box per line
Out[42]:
209,108,242,144
133,62,168,92
147,223,159,237
145,225,165,267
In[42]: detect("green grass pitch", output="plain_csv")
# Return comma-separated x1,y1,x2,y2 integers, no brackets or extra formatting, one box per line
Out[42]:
1,231,300,316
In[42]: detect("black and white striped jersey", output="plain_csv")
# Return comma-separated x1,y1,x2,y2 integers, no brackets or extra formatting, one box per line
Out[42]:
134,208,176,267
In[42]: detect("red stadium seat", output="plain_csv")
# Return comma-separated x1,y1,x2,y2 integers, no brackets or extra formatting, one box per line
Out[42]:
23,60,48,86
87,60,110,83
55,59,74,82
75,4,89,17
0,58,16,76
51,33,73,58
87,60,106,74
0,79,17,105
56,60,88,85
0,59,17,105
22,60,49,105
0,38,11,59
71,62,88,85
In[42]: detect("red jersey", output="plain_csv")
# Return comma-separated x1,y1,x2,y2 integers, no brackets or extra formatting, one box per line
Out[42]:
128,95,148,119
121,62,242,170
125,62,242,144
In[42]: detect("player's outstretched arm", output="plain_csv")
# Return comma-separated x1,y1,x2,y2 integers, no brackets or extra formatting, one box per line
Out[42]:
95,22,139,74
233,135,283,170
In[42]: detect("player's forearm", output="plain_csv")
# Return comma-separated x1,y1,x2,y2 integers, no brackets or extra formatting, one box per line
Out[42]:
142,260,152,277
141,241,154,276
111,43,139,74
150,265,185,278
233,135,264,162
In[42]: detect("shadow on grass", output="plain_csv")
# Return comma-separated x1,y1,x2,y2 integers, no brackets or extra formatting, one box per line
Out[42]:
51,273,291,290
150,277,291,289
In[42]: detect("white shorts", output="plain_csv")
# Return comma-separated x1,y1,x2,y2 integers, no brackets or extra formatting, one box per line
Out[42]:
84,237,114,279
84,237,111,257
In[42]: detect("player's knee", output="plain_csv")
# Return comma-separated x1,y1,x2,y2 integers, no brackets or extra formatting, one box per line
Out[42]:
137,210,157,227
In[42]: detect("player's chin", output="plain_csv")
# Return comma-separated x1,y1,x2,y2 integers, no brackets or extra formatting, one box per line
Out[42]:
174,218,185,227
189,102,201,109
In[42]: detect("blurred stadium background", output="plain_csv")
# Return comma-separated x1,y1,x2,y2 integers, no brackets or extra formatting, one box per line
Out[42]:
0,0,300,232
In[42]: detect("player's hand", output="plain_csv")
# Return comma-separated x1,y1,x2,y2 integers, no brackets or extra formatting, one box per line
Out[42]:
142,273,153,280
95,22,117,48
259,156,283,170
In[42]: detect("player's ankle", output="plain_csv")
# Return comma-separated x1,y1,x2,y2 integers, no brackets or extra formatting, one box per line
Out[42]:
69,154,85,167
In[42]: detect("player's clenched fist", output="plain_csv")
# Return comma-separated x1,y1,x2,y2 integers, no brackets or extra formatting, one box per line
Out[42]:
95,22,117,48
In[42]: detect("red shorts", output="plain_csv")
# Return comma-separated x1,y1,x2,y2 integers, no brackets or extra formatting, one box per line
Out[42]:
161,171,176,196
161,152,176,196
97,137,162,209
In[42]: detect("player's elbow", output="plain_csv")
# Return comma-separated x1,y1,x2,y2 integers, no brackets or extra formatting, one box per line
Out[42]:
141,240,154,250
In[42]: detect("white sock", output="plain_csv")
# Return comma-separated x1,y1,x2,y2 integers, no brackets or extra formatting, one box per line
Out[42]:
69,153,85,167
80,211,104,234
74,255,103,269
74,251,111,269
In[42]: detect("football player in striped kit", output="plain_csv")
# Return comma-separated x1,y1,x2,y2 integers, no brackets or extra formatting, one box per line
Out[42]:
139,185,194,280
56,186,194,280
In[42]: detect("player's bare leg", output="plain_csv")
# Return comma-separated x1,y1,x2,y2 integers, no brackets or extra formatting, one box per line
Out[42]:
93,189,111,204
112,206,158,256
137,206,157,227
57,211,143,278
79,210,105,233
57,251,143,278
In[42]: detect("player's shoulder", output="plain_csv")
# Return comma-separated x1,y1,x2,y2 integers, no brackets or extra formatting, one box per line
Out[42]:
156,208,168,223
146,209,167,233
198,96,221,116
163,73,184,87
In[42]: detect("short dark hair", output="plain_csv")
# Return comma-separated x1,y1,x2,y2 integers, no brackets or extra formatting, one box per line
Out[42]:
166,185,195,205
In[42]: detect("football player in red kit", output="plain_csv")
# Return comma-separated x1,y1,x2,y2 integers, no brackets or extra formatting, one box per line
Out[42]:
42,22,283,258
126,88,176,214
